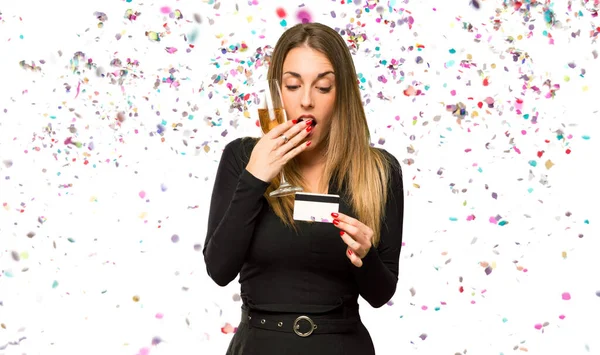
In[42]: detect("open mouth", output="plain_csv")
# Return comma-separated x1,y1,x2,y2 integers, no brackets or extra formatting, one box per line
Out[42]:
297,118,317,127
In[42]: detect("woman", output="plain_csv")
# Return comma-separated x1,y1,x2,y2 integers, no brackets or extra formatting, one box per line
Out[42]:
203,22,404,355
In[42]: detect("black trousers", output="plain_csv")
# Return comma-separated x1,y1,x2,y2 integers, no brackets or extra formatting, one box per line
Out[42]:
225,306,376,355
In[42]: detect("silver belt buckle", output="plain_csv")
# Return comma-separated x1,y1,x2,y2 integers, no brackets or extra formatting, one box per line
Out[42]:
293,315,317,337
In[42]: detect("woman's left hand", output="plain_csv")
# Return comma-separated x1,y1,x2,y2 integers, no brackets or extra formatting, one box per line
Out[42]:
331,212,373,268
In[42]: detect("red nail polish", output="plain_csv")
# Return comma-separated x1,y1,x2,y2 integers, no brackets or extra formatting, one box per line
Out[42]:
348,250,353,256
306,141,312,147
333,219,339,225
306,125,312,132
331,213,339,218
292,119,297,124
340,231,344,236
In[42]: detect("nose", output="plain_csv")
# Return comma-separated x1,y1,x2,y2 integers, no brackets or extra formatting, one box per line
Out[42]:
300,86,314,109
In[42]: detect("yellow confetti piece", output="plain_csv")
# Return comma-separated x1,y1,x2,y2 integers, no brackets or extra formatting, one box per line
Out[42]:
139,212,148,219
133,295,140,302
204,145,210,153
413,183,420,188
582,85,589,92
562,251,567,259
545,160,555,169
247,16,253,23
564,76,570,82
243,111,250,118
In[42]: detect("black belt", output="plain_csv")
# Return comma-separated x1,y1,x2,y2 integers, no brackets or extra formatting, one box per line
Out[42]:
241,308,359,337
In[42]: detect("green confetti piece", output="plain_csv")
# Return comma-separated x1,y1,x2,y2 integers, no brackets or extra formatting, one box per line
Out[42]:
449,217,458,221
68,238,75,242
52,280,59,288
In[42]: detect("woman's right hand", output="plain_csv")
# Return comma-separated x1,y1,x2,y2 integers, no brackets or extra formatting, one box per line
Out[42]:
245,119,313,183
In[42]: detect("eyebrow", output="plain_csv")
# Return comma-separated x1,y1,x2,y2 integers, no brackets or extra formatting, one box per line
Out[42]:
283,71,335,82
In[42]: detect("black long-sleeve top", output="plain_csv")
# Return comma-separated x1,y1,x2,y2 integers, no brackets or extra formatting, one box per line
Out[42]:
203,137,404,312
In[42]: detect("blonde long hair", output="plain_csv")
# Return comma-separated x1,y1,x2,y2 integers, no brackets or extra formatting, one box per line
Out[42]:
245,23,393,247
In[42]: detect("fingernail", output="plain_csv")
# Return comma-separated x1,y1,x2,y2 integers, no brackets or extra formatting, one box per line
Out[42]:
292,119,297,124
306,141,312,147
340,231,344,236
348,250,353,256
333,219,339,225
331,213,339,218
306,125,312,132
305,119,313,125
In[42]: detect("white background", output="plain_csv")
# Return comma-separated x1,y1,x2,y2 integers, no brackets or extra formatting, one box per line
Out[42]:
0,0,599,354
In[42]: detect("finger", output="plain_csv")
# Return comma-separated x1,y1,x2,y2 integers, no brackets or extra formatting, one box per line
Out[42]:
282,120,312,147
282,138,312,164
265,117,297,138
332,218,362,241
332,212,361,229
274,119,311,146
271,120,311,153
346,248,363,267
339,230,361,253
332,212,372,243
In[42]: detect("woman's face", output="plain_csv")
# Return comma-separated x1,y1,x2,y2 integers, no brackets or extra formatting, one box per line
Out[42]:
281,46,336,150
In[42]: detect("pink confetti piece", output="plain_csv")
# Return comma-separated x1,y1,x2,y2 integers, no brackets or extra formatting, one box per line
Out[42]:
296,9,312,24
221,323,235,334
562,292,571,300
139,191,146,198
75,81,81,99
160,6,171,14
165,47,178,54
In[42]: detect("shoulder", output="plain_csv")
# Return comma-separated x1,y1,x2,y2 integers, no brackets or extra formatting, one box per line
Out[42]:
223,136,259,164
372,147,401,173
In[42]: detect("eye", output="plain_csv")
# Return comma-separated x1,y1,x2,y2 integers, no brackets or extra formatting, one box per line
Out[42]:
285,85,300,90
318,87,332,93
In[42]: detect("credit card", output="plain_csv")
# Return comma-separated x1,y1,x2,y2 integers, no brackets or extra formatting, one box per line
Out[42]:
293,192,340,223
